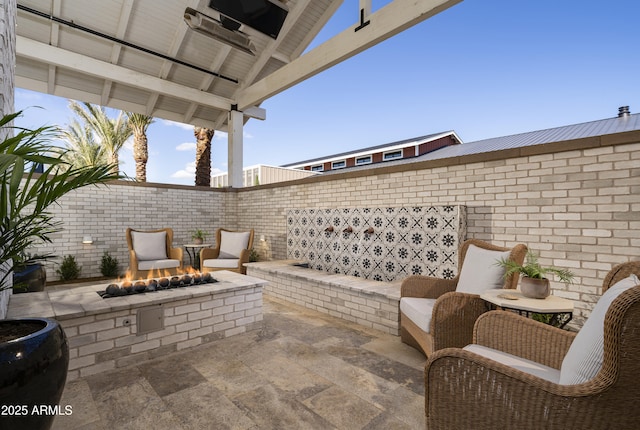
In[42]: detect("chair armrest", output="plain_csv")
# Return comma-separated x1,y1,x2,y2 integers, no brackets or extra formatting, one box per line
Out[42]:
473,310,576,369
129,249,138,265
430,292,488,351
238,248,250,264
200,247,219,261
168,247,183,264
425,347,604,429
401,275,457,299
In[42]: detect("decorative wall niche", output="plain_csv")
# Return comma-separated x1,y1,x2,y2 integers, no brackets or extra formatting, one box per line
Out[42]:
286,206,467,282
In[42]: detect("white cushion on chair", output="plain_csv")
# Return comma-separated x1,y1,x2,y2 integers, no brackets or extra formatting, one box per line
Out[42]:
559,274,640,385
203,258,239,269
400,297,436,333
219,231,250,258
464,344,561,383
456,245,511,294
131,231,168,261
138,259,180,271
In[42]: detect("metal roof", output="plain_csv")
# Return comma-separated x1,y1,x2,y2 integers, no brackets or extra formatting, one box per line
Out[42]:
419,112,640,162
318,112,640,174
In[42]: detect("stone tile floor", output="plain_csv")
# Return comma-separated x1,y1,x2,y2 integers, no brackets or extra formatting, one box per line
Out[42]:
52,296,427,429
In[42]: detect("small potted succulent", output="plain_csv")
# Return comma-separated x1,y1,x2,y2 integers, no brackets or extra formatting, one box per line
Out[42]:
496,250,575,298
190,229,209,245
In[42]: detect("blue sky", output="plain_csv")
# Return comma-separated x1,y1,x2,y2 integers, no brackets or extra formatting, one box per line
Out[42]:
14,0,640,185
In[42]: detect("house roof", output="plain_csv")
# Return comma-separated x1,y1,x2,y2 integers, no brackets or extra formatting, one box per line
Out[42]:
318,112,640,174
281,130,461,168
14,0,461,131
418,112,640,162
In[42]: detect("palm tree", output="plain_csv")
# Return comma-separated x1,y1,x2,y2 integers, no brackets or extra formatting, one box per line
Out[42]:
126,113,154,182
194,126,214,186
62,119,108,169
1,111,120,287
68,101,131,173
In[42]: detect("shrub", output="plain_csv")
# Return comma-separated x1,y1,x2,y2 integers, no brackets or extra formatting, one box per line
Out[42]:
56,255,81,281
100,251,119,277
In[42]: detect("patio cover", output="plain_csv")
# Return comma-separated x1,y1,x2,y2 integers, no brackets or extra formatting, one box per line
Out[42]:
14,0,460,186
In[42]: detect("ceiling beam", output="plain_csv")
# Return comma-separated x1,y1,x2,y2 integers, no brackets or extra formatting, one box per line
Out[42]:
17,36,234,112
236,0,461,110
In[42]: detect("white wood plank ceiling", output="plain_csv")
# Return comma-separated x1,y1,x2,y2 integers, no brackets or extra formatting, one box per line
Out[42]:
14,0,460,131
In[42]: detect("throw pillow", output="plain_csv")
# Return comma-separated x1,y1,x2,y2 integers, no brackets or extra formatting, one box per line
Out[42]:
559,274,640,385
131,231,168,261
456,244,512,294
219,231,250,259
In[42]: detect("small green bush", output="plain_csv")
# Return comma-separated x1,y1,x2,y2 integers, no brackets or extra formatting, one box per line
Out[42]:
249,248,259,262
56,255,81,281
100,251,119,277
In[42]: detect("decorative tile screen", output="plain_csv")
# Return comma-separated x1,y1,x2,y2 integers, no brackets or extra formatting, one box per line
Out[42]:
286,206,467,282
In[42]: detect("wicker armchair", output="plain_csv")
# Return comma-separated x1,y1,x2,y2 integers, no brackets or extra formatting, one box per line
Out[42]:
200,228,254,275
425,261,640,430
126,228,183,279
400,239,528,356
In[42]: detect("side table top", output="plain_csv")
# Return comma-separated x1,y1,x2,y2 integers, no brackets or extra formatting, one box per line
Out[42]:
481,288,574,313
183,244,211,248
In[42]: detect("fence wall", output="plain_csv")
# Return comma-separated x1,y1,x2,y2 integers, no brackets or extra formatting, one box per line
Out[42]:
25,130,640,325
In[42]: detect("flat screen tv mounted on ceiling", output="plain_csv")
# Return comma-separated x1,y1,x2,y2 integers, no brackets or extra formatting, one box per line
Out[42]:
208,0,288,39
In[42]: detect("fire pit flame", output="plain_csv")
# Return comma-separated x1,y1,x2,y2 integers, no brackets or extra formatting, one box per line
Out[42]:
99,269,216,299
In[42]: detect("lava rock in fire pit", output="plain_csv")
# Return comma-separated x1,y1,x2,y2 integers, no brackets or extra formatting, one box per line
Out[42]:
181,275,192,286
192,273,202,284
170,276,181,288
158,277,170,289
106,284,120,296
134,280,147,293
146,279,158,291
203,272,214,283
121,280,134,293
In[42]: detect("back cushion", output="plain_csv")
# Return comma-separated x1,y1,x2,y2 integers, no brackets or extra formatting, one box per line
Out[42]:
131,231,168,261
559,274,640,385
456,244,511,294
219,231,251,259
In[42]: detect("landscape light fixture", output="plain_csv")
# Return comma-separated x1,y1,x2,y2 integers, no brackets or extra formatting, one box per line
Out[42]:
184,7,256,56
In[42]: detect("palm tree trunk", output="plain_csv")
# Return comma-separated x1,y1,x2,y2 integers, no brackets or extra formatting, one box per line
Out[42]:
194,127,214,187
133,134,148,182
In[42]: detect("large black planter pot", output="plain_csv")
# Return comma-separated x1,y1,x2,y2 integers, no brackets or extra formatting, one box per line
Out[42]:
0,318,69,430
13,263,47,293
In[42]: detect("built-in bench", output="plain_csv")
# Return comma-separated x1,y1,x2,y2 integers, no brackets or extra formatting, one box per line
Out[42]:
246,260,401,335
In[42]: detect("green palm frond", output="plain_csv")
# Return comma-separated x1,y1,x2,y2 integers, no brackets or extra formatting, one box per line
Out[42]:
496,250,575,284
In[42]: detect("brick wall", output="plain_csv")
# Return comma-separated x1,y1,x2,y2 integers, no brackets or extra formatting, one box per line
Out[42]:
28,182,234,281
235,134,640,325
22,131,640,326
0,0,16,318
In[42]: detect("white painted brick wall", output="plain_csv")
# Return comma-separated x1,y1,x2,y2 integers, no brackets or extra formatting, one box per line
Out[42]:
62,285,262,380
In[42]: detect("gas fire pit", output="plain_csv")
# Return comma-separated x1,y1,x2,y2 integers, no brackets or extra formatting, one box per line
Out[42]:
98,272,216,298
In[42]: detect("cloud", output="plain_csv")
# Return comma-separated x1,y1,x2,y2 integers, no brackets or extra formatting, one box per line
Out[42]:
213,130,253,140
171,161,196,178
176,142,197,151
160,119,194,131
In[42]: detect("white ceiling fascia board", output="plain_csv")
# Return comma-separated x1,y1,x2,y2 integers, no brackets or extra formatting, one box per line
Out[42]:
17,36,234,113
237,0,462,110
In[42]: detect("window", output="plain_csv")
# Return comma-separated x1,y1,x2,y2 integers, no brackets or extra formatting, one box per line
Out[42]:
383,149,403,161
311,164,324,172
331,160,346,169
355,155,372,165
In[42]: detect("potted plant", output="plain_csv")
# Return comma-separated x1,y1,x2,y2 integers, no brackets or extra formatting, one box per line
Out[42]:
1,111,119,430
190,228,209,245
496,250,575,299
12,253,48,293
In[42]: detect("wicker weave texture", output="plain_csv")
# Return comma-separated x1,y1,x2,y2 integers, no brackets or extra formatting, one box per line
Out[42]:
425,261,640,429
400,239,527,357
